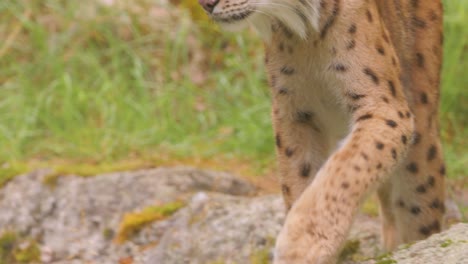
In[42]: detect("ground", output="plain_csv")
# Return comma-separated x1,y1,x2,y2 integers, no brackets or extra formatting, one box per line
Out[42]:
0,167,466,263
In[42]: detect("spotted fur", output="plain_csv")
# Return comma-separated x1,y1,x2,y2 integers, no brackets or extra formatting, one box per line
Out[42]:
201,0,446,263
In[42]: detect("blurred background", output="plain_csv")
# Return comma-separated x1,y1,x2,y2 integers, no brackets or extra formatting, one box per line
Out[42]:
0,0,466,183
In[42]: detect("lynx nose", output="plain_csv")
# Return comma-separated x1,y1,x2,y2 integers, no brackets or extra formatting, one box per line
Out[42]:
199,0,220,13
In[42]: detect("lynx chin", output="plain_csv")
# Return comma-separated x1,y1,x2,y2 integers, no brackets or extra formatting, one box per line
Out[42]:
199,0,446,263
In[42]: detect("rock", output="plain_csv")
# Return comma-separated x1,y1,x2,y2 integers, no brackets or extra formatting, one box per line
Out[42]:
140,192,464,264
1,167,466,264
140,192,381,264
362,223,468,264
141,193,285,264
0,167,255,263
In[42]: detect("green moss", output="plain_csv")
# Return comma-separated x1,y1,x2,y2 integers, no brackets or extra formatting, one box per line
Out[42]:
13,241,40,263
115,201,185,243
250,247,270,264
376,260,397,264
441,239,454,248
43,160,155,187
361,197,379,216
375,252,392,260
0,231,40,264
249,237,275,264
440,239,468,247
0,163,29,187
0,159,157,189
102,228,115,240
399,242,414,250
0,231,17,263
338,239,360,262
374,252,397,264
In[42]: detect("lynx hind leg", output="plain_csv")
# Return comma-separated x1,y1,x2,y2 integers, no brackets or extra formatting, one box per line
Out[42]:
391,137,446,243
389,0,446,245
273,106,328,212
377,180,400,251
378,137,445,251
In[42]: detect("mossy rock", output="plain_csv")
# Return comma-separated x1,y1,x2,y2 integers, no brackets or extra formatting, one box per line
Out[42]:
0,231,40,264
115,201,185,243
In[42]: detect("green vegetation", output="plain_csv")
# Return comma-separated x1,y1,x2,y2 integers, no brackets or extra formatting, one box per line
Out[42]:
0,0,466,182
0,232,17,264
115,201,184,243
375,259,397,264
41,159,155,186
440,239,454,248
249,237,275,264
399,242,414,250
361,195,380,217
338,240,361,262
374,252,397,264
0,162,28,187
250,247,270,264
0,231,40,264
440,0,468,178
440,238,468,248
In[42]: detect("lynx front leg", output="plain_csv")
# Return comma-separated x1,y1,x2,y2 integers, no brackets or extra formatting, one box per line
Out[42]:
274,100,414,263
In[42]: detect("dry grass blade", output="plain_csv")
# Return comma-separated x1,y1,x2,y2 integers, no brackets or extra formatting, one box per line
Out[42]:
0,9,31,59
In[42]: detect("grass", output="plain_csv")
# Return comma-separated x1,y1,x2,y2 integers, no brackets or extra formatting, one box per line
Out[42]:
0,0,466,182
440,0,468,178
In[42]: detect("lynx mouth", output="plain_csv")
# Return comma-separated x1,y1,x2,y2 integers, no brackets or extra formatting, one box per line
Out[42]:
211,9,254,24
